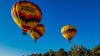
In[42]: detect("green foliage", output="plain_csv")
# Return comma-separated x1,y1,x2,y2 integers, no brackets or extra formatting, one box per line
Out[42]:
27,45,100,56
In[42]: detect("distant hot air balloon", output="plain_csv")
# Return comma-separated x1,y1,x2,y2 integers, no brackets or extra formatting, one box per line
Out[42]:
61,25,77,42
11,1,42,35
28,24,45,43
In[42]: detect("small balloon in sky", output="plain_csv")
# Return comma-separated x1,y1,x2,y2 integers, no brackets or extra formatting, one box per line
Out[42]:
61,25,77,42
28,24,45,43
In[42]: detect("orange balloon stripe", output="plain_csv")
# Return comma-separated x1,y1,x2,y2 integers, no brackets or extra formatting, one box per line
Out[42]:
13,10,41,23
19,12,41,20
62,30,76,34
21,25,31,32
33,28,43,36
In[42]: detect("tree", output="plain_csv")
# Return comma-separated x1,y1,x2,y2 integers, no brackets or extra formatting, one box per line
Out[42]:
92,45,100,56
55,48,67,56
27,44,100,56
44,52,49,56
49,49,55,56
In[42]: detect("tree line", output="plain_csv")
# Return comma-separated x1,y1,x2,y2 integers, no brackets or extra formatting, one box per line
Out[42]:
24,44,100,56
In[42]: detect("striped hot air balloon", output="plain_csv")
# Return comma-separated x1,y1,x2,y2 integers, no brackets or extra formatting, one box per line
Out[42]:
28,24,45,43
61,25,77,42
11,1,42,35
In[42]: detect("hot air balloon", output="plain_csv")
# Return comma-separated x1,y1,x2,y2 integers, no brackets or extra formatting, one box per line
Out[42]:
61,25,77,42
28,24,45,43
11,1,42,35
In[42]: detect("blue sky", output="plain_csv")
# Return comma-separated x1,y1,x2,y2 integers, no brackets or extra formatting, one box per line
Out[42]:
0,0,100,56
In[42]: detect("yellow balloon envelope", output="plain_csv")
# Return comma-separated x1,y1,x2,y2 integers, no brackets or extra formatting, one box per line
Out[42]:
11,1,42,34
28,24,45,42
61,25,77,42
